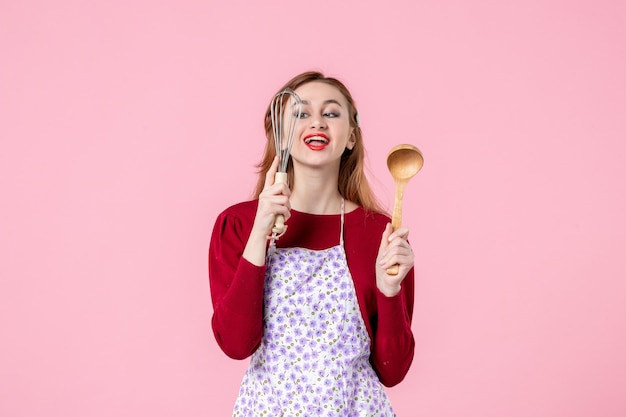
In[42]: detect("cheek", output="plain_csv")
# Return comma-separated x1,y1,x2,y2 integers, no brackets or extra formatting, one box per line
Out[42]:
337,125,353,142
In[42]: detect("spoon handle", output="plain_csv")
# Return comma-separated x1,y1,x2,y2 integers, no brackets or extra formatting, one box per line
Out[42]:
386,180,407,276
391,180,407,230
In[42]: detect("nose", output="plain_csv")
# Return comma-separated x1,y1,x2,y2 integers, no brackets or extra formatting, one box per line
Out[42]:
309,114,326,129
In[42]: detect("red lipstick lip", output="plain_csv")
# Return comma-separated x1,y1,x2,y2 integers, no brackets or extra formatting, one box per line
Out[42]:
303,133,330,151
303,133,330,141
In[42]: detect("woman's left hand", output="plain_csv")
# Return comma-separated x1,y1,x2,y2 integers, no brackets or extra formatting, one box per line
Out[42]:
376,223,414,297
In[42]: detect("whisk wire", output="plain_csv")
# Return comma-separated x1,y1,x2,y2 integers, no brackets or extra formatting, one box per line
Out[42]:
268,89,302,243
271,88,302,172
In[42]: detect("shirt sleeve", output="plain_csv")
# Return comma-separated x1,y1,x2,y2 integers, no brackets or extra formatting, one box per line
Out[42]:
208,208,266,360
344,211,416,387
370,270,415,387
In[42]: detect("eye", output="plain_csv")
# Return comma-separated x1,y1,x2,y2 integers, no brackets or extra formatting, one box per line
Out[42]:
295,111,309,119
324,112,340,118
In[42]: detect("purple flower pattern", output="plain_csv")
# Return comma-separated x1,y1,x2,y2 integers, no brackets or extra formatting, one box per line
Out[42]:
232,245,395,416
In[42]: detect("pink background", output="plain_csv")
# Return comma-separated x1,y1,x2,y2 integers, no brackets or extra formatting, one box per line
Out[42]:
1,1,625,416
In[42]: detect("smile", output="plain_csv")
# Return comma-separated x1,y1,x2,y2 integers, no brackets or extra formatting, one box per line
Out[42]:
304,134,330,150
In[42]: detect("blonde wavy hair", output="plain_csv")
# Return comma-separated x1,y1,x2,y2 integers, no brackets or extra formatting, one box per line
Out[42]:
253,71,384,214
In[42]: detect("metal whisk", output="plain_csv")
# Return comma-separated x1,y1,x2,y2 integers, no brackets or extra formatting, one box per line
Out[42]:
269,88,302,240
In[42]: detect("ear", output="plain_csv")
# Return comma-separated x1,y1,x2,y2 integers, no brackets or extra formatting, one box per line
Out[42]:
347,128,357,150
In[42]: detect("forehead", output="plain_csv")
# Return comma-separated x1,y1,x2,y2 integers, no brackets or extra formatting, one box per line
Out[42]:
294,81,347,106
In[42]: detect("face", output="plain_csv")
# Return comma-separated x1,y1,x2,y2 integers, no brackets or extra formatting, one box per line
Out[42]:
288,81,356,169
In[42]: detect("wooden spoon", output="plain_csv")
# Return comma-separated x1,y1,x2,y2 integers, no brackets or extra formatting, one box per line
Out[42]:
386,144,424,275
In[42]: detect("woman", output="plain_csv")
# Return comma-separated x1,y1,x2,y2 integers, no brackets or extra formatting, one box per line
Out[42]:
209,71,415,416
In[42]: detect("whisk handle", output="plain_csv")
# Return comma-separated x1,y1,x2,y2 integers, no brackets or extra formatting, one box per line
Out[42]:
271,172,288,235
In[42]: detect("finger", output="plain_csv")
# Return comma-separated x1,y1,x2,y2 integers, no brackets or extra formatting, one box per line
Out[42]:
388,226,410,241
380,252,414,271
257,194,291,216
270,194,291,212
259,180,291,199
264,156,280,188
379,242,413,266
253,199,292,234
383,236,411,255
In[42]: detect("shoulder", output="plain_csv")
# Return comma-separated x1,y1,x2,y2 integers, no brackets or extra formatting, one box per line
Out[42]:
218,199,258,218
343,206,390,249
212,200,258,235
345,205,391,230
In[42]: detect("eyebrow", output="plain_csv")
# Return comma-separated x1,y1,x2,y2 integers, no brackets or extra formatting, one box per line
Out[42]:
300,99,344,107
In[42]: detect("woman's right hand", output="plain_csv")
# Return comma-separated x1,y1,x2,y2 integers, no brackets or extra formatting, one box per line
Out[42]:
243,156,291,265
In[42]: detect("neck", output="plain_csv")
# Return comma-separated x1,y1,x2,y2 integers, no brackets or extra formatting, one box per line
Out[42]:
290,165,343,215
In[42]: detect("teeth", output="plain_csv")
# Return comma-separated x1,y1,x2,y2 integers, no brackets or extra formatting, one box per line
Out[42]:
305,137,329,144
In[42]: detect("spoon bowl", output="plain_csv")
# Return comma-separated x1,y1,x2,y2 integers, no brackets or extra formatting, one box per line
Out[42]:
387,144,424,182
386,144,424,275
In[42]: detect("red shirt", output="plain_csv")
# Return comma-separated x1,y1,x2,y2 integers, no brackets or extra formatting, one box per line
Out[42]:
209,200,415,387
